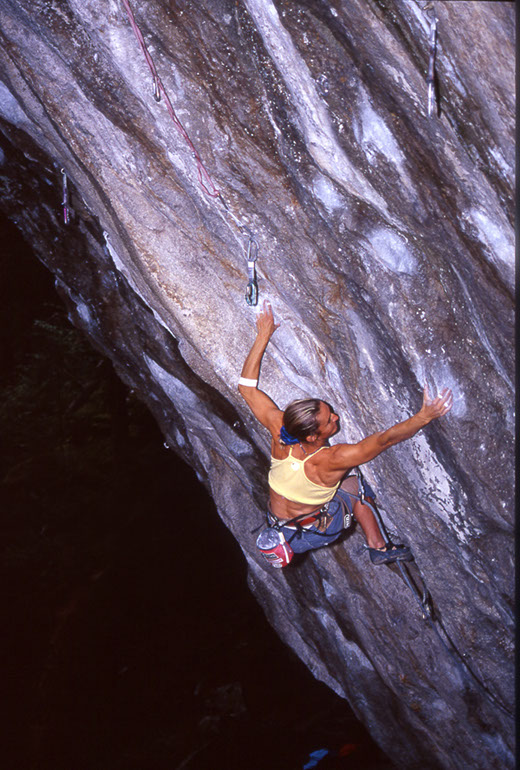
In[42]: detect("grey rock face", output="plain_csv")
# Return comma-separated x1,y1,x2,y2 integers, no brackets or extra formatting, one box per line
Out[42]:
0,1,514,768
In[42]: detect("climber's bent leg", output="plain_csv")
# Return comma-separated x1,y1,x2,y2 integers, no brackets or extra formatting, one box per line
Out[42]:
339,476,413,564
268,478,412,561
339,477,385,549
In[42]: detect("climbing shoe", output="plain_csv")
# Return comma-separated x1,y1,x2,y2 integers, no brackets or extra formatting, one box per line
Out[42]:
366,543,413,565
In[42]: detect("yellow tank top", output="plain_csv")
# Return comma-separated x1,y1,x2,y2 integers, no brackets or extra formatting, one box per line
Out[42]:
268,446,340,505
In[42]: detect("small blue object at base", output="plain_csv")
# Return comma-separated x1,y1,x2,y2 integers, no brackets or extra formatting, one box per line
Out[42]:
303,748,330,768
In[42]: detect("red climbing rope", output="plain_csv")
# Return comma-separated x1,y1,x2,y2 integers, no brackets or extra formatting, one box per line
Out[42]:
120,0,259,304
121,0,220,198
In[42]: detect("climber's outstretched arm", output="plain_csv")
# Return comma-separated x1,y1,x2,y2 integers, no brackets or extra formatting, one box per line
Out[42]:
328,387,453,471
238,300,282,433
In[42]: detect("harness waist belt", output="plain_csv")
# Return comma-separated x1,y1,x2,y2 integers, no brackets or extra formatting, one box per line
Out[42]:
268,505,329,530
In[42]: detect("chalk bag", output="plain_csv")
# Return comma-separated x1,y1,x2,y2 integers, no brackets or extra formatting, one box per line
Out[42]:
256,528,294,568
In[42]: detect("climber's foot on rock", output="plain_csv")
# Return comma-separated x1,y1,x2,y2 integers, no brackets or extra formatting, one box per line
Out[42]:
366,542,413,565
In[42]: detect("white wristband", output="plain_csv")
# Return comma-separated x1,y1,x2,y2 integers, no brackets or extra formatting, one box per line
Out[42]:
239,377,258,387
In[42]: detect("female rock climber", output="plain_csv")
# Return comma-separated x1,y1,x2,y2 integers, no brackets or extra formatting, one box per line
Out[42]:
238,300,453,565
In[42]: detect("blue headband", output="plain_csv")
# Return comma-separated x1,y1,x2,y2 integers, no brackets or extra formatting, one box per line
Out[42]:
280,426,299,445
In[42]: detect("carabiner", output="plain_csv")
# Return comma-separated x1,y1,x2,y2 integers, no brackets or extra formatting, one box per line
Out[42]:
245,235,259,305
61,168,70,225
427,17,438,117
246,279,258,306
246,236,258,263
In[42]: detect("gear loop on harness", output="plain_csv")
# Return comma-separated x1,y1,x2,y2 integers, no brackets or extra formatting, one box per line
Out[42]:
265,503,340,543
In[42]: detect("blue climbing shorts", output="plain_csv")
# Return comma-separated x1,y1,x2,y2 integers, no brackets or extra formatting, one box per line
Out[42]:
269,480,375,554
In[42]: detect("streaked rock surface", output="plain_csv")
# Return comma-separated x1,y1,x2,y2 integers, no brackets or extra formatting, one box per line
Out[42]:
0,1,514,767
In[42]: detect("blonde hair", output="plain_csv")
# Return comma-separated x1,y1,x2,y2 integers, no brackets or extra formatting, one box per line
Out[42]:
282,399,321,442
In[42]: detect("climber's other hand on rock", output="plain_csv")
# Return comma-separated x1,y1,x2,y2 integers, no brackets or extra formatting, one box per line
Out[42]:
419,385,453,422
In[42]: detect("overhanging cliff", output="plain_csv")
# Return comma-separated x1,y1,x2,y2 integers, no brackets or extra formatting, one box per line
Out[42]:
0,1,514,768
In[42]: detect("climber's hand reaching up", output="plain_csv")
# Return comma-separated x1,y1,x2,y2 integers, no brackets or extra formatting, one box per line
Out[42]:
255,300,280,341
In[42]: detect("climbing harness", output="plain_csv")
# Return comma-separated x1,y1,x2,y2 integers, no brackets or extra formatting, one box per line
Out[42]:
422,2,438,117
120,0,259,305
61,168,70,224
256,503,347,569
255,483,355,568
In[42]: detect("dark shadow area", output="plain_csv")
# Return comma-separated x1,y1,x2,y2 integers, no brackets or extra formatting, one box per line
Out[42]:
0,213,394,769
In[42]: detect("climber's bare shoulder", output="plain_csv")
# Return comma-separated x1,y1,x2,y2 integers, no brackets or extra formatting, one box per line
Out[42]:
297,443,352,487
317,441,371,478
320,433,390,476
238,384,283,435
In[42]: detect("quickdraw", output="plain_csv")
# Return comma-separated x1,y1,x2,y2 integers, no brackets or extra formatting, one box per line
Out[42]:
355,467,512,717
355,468,432,618
120,0,259,305
423,3,438,117
61,168,70,224
245,236,258,306
216,193,259,306
121,0,218,198
427,17,438,117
